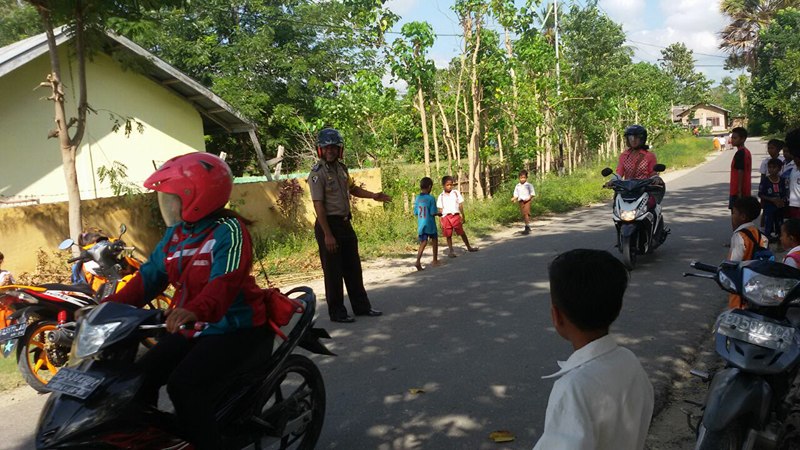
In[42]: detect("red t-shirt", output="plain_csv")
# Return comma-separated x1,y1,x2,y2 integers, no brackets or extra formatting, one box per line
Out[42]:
615,148,657,180
730,147,752,196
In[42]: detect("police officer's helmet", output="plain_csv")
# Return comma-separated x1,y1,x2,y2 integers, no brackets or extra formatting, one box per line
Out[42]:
317,128,344,158
624,125,648,148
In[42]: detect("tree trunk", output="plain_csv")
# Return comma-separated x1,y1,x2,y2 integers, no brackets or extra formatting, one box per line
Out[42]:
417,85,431,177
468,12,484,199
38,7,84,248
432,109,440,175
503,27,520,150
437,102,455,174
497,133,504,162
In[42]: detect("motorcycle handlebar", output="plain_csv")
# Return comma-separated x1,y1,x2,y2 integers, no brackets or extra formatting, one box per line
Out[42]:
67,252,89,264
690,261,718,273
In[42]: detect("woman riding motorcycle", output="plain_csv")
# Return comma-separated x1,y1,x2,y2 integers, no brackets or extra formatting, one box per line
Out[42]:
103,152,271,449
614,124,664,206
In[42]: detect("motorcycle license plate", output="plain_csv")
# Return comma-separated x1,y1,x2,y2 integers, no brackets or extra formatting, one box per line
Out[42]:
0,323,26,343
716,311,795,350
47,368,104,400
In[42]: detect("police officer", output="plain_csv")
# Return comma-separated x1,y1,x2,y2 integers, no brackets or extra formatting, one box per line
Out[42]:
309,128,391,323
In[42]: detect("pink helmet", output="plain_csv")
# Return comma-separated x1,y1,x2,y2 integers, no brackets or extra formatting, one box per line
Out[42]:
144,152,233,224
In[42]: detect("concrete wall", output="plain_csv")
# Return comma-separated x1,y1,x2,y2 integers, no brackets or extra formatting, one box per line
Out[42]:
0,168,382,274
0,47,205,204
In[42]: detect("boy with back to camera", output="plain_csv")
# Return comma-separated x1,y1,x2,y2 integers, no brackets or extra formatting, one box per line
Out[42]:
533,249,653,450
512,170,536,235
437,176,478,257
413,177,441,271
728,196,769,309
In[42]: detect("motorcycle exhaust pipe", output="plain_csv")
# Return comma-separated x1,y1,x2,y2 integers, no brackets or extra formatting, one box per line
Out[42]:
47,327,75,347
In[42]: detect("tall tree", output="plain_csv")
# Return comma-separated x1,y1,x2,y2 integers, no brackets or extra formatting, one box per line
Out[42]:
389,21,436,176
719,0,800,70
23,0,178,246
659,42,712,105
748,8,800,133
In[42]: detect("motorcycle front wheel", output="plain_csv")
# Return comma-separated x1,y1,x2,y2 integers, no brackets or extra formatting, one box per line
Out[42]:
256,354,326,450
621,235,637,270
17,321,65,393
695,421,745,450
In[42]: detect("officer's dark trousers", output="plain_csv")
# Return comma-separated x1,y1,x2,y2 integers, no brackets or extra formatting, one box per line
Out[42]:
315,216,373,318
136,325,272,449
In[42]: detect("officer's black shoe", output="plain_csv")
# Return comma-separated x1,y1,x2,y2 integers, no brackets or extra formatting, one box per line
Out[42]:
330,315,355,323
355,309,383,317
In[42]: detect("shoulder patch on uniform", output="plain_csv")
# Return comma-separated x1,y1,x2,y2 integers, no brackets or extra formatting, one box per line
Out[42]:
312,175,319,184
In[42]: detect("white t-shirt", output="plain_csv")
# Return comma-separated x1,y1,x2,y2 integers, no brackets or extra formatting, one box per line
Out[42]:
0,270,15,286
514,182,536,201
789,167,800,207
437,190,464,216
783,245,800,268
533,335,654,450
783,160,796,177
760,155,785,175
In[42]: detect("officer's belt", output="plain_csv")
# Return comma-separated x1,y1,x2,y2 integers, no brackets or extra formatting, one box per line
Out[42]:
326,214,351,222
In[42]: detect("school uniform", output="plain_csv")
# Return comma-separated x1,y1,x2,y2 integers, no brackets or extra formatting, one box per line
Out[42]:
437,190,465,237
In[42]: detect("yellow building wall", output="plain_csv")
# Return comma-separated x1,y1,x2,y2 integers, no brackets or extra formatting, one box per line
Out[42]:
680,107,727,131
0,46,205,204
0,169,382,274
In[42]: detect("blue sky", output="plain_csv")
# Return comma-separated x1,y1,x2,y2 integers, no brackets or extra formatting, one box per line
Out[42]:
384,0,743,84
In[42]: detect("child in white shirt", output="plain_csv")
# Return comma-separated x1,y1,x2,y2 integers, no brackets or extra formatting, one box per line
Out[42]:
781,219,800,268
533,249,653,450
512,170,536,235
437,176,478,257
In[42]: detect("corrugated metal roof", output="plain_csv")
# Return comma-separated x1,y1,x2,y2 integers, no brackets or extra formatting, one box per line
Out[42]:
0,26,254,135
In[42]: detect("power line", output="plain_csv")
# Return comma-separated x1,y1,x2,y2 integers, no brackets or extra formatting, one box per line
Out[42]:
627,39,728,59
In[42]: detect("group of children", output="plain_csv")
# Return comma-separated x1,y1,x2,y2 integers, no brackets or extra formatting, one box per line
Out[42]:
413,171,535,270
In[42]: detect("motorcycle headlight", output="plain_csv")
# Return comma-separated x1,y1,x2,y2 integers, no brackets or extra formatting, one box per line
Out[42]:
742,269,800,307
75,321,121,359
620,210,637,221
718,271,737,293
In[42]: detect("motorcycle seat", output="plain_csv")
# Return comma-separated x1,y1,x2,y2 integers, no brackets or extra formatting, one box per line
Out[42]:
40,283,95,297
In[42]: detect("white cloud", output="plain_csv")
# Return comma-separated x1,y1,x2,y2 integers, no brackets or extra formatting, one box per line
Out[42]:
385,0,419,16
382,72,408,95
601,0,733,81
599,0,646,30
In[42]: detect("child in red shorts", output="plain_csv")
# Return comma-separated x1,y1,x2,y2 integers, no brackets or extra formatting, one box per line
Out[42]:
437,175,478,257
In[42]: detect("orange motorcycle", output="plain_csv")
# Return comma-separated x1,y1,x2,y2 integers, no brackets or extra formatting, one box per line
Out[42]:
0,225,170,392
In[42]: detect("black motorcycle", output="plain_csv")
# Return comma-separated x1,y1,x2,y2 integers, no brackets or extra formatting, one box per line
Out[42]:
601,164,669,269
684,260,800,449
35,286,333,449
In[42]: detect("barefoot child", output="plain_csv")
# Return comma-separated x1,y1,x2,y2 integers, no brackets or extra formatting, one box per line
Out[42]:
437,176,478,257
414,177,440,271
512,170,536,234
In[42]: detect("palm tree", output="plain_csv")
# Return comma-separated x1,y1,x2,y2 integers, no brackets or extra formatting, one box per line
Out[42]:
719,0,800,70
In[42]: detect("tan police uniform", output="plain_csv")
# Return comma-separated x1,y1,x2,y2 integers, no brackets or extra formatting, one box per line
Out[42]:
308,160,373,319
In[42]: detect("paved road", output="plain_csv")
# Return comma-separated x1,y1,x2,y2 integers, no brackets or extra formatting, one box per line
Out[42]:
0,140,767,449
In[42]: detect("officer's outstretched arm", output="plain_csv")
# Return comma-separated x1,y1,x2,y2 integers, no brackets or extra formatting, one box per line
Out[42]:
351,185,391,202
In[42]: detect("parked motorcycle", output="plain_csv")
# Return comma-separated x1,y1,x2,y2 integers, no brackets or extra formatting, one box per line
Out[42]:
0,225,169,392
684,259,800,449
601,164,669,269
36,286,332,450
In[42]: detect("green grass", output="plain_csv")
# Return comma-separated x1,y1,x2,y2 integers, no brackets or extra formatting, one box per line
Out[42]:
0,355,24,392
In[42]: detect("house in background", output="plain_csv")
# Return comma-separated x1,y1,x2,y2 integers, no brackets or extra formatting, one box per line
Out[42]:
672,103,730,133
0,27,266,206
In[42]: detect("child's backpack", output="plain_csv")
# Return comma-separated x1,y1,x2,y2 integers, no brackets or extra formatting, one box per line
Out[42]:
739,228,775,261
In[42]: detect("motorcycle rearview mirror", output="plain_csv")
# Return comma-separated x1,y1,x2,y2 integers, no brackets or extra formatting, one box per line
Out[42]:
58,239,75,251
654,163,666,173
601,167,613,177
118,224,127,238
